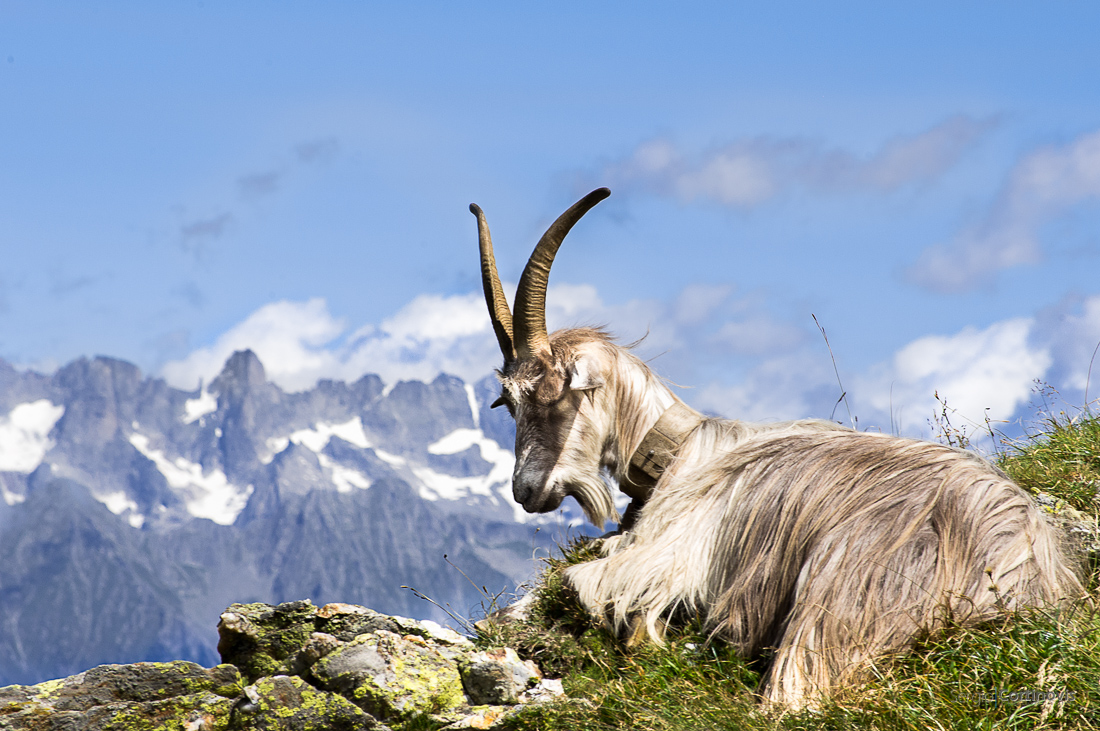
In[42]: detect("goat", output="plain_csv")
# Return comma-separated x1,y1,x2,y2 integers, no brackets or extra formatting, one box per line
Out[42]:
469,188,1084,706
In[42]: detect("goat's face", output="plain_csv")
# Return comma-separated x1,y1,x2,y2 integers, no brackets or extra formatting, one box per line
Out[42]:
495,338,615,520
472,188,619,525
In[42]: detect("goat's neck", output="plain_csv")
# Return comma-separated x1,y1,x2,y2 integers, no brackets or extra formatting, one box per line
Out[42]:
608,357,680,480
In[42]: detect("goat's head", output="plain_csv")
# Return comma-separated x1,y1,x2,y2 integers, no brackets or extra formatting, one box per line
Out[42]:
470,189,622,525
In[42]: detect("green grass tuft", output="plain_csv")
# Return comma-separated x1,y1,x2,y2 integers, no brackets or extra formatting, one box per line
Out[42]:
999,409,1100,516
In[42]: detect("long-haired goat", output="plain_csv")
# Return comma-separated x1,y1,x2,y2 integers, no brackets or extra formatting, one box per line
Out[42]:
469,188,1084,706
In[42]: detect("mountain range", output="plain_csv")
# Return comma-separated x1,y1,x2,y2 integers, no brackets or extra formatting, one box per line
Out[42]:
0,351,599,685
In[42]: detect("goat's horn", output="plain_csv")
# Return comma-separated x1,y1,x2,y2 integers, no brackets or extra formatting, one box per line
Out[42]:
513,188,611,360
470,203,516,361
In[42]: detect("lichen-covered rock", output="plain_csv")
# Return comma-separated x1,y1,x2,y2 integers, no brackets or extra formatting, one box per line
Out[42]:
459,648,540,705
519,678,564,704
0,600,560,731
390,617,473,648
309,630,467,725
0,661,240,730
284,633,344,677
0,665,384,731
217,601,319,682
1035,492,1100,559
315,603,400,642
441,705,515,729
233,675,387,730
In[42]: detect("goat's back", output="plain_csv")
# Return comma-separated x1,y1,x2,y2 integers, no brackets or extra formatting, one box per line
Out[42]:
568,421,1084,706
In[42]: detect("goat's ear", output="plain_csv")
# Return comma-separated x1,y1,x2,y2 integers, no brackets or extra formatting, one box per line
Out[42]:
568,355,604,391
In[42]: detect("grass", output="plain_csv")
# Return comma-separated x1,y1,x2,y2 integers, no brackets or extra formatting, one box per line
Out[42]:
472,409,1100,731
998,407,1100,514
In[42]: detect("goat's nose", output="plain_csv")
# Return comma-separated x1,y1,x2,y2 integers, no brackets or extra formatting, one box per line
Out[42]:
512,470,539,506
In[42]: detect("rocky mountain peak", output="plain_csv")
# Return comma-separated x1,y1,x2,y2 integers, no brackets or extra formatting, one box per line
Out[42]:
212,349,269,396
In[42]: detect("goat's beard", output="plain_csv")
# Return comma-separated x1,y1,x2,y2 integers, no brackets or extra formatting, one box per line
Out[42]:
558,468,619,527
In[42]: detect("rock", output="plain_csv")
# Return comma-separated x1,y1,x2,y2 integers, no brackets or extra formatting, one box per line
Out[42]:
520,678,565,704
285,632,343,676
0,664,385,731
0,661,240,730
234,675,387,730
391,617,474,648
441,705,516,729
1035,493,1100,558
460,648,541,705
310,630,468,725
315,603,400,642
0,600,563,730
473,592,536,634
217,600,319,681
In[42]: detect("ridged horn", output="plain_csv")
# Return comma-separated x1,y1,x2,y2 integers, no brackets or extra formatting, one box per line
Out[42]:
470,203,516,361
513,188,611,360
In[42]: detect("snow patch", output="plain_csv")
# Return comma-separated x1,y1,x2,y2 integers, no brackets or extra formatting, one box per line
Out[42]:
263,436,290,463
316,453,372,493
95,491,145,527
289,417,371,452
99,490,139,516
464,383,479,428
374,449,407,467
183,388,217,424
0,400,65,473
427,428,483,455
419,428,516,505
129,433,253,525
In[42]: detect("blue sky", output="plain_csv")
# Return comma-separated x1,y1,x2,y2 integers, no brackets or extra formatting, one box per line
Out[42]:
3,2,1100,441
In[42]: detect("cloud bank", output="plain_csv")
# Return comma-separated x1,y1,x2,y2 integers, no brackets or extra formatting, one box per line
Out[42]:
907,127,1100,292
161,286,1100,443
159,282,814,396
600,116,995,209
854,318,1052,436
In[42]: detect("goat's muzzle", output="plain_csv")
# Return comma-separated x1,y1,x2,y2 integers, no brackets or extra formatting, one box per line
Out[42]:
512,470,564,514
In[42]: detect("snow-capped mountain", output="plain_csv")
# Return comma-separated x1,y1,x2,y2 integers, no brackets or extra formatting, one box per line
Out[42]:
0,350,594,685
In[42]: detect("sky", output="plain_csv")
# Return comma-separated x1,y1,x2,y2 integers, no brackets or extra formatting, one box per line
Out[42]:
2,2,1100,444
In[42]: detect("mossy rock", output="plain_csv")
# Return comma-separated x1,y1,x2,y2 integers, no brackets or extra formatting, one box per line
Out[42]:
0,662,239,731
233,675,387,730
218,601,320,682
314,603,399,642
310,630,467,726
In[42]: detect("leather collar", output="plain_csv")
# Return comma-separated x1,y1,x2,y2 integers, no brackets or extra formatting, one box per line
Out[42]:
622,401,703,501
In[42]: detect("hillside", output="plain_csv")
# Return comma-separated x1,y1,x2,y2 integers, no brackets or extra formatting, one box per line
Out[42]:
484,409,1100,730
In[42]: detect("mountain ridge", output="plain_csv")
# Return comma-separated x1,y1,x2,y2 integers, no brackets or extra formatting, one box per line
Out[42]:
0,349,582,686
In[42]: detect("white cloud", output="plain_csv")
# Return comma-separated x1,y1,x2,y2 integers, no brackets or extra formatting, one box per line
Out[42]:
837,115,998,190
158,277,809,400
159,280,1096,442
907,128,1100,292
855,318,1052,435
711,317,804,357
693,353,836,423
1030,293,1100,397
601,116,994,209
675,283,735,325
161,298,346,391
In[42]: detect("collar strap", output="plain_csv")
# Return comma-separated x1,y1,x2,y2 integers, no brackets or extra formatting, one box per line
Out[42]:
623,401,703,500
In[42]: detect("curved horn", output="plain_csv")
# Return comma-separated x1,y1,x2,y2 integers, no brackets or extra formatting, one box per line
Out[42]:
513,188,611,360
470,203,516,361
